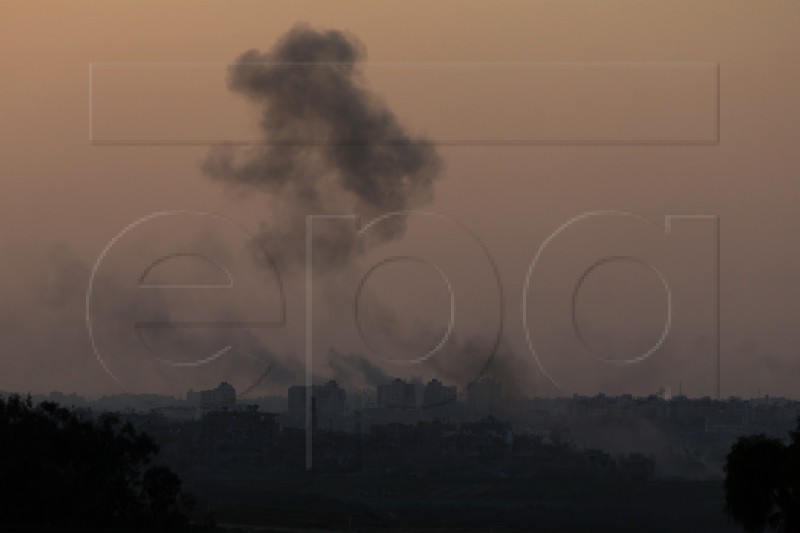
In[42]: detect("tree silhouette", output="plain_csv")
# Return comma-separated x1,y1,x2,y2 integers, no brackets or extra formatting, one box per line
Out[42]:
724,417,800,532
0,394,195,530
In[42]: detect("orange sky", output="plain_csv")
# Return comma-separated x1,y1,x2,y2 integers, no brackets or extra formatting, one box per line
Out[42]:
1,1,800,399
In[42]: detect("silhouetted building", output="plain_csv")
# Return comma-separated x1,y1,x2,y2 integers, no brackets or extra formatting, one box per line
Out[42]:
422,378,457,407
287,385,306,411
285,381,347,430
187,382,236,411
315,380,347,417
377,378,417,409
351,388,376,411
287,381,346,415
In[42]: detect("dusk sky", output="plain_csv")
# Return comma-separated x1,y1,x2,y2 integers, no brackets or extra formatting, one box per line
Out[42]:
2,1,800,400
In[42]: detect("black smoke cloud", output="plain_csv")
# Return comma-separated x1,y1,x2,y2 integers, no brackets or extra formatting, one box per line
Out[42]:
202,24,443,272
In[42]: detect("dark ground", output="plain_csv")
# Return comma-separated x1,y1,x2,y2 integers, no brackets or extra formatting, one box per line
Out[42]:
183,471,736,532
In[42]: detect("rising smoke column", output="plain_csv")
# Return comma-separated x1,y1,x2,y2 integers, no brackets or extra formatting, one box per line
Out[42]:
202,24,443,271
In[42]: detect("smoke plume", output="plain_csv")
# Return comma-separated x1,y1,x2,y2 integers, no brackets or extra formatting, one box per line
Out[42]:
203,24,443,272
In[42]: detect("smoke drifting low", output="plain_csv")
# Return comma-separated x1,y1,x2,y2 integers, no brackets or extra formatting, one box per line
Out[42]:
203,24,443,271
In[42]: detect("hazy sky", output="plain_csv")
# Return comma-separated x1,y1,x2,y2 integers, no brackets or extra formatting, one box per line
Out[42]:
1,1,799,399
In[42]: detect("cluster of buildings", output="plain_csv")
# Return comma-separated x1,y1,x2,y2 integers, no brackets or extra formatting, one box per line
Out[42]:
280,377,500,431
287,377,464,413
91,377,800,450
186,382,236,411
40,377,800,481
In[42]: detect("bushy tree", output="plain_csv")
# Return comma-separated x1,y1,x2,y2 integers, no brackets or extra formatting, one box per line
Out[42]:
0,394,194,530
724,417,800,532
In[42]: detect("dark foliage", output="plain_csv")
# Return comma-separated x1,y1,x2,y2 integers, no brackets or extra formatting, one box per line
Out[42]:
0,394,194,530
724,417,800,532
